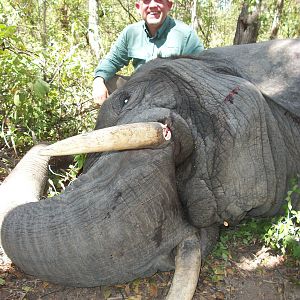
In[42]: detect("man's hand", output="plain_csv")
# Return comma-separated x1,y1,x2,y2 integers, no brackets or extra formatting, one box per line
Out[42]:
93,77,109,106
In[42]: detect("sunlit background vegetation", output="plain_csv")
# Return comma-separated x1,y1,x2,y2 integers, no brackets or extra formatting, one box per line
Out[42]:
1,0,300,154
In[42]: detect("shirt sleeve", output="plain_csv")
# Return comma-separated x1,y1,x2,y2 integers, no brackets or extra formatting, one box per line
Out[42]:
183,30,204,55
94,28,130,82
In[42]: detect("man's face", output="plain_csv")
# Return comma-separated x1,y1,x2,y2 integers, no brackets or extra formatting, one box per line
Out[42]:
135,0,173,27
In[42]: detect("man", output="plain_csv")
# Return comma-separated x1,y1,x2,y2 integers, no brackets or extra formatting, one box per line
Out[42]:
93,0,204,105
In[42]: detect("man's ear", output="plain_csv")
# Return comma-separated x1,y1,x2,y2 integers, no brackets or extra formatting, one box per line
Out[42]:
167,1,173,10
135,2,141,11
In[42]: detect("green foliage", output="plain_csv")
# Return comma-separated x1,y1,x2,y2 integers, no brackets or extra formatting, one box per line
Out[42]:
212,218,272,260
47,154,86,197
259,0,300,40
0,1,97,156
264,176,300,259
0,277,5,285
171,0,241,48
212,234,231,261
211,176,300,263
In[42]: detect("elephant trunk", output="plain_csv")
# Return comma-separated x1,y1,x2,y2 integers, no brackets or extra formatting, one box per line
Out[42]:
0,144,50,237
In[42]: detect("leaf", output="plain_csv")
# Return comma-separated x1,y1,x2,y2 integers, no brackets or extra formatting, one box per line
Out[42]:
212,274,224,282
102,287,111,299
124,284,131,296
226,267,234,275
33,78,50,98
290,240,300,258
214,266,226,275
132,278,141,294
222,252,229,260
0,24,17,39
14,92,20,106
0,277,6,285
149,283,158,297
22,286,32,292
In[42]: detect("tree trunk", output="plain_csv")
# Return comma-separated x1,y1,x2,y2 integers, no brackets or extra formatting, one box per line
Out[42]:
270,0,284,39
191,0,198,31
233,1,261,45
88,0,102,60
38,0,47,49
38,0,48,81
60,0,70,30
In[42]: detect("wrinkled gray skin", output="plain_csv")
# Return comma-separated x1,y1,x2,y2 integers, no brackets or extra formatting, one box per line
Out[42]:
1,39,300,287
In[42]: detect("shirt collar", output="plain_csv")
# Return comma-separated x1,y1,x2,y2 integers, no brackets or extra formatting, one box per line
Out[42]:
143,16,171,39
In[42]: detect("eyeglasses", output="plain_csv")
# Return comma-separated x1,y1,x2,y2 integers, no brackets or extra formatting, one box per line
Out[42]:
140,0,165,4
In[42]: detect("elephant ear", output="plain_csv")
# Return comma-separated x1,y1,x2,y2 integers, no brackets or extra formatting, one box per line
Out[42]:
201,39,300,117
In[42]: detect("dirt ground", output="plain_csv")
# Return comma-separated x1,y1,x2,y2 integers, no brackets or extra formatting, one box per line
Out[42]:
0,149,300,300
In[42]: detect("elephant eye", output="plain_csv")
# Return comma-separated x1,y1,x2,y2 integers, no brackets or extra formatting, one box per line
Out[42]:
113,91,130,111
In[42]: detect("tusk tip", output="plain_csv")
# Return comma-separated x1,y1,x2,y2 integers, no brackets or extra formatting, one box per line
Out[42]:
162,126,172,141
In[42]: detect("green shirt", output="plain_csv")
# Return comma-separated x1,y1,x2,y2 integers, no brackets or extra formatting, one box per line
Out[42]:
94,16,204,81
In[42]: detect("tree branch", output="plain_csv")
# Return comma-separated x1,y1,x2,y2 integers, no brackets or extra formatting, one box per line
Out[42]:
116,0,138,23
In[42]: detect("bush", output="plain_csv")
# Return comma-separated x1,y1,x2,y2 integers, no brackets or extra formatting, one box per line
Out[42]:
264,176,300,259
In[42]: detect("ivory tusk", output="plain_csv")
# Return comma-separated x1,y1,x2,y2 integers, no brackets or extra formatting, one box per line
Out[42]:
166,234,201,300
39,122,171,156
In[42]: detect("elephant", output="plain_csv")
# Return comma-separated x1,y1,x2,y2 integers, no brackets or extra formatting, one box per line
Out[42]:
1,38,300,300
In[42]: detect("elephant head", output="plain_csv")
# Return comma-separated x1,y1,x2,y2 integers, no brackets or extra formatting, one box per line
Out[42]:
1,39,300,300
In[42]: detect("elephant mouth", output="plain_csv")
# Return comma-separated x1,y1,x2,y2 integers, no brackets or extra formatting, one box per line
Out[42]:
1,120,201,300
